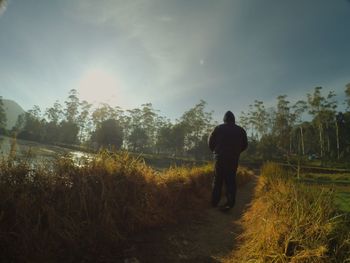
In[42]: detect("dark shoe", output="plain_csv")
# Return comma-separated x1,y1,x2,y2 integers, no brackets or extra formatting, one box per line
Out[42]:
219,202,233,212
219,204,232,212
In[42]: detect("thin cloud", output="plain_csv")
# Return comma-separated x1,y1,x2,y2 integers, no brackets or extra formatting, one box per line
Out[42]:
156,15,173,22
70,0,232,93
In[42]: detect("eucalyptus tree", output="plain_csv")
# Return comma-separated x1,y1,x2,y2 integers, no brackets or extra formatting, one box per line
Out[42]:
126,107,148,151
92,119,123,150
291,100,307,155
126,103,168,153
28,105,42,119
179,100,214,155
0,96,6,132
140,103,159,151
92,103,115,126
307,87,337,158
171,123,186,157
247,104,258,139
45,100,63,124
345,83,350,110
245,101,269,140
335,112,345,159
273,95,292,152
128,126,149,152
342,84,350,157
307,87,326,157
125,104,162,152
90,103,126,148
156,122,173,154
64,89,80,123
266,107,276,136
238,111,250,133
252,100,269,139
43,101,63,142
57,89,80,144
154,116,172,154
77,100,92,142
17,105,44,141
323,91,337,156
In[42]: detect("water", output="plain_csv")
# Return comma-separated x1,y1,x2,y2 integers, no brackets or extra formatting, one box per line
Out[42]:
0,135,92,164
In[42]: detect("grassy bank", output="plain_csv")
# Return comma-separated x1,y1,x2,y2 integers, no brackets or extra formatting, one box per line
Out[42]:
0,152,254,262
299,171,350,213
226,162,350,263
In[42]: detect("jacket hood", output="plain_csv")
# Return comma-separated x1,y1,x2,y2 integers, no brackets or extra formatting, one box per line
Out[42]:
223,111,235,124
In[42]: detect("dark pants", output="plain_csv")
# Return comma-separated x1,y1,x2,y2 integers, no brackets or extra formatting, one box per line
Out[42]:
212,158,238,208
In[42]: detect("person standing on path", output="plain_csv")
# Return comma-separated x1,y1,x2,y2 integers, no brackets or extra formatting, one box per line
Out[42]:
208,111,248,211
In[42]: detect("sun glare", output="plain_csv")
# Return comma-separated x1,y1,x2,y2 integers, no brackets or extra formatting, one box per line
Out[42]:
77,69,120,105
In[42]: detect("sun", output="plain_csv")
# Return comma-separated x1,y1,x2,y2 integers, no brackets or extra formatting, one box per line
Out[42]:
77,68,120,105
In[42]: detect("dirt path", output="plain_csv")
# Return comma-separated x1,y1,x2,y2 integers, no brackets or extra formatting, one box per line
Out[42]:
124,177,257,263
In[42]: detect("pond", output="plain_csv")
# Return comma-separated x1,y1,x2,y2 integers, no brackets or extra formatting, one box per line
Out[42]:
0,135,92,164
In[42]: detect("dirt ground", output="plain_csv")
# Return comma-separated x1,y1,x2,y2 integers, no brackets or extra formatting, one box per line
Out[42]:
123,176,257,263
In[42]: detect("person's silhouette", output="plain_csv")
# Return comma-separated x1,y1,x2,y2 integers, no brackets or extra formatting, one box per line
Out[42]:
208,111,248,211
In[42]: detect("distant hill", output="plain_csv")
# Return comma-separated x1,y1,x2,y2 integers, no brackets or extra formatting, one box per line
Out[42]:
2,99,25,130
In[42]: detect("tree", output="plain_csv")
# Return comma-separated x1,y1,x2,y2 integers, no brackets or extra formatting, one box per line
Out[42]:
171,123,186,156
13,113,25,133
307,87,337,158
92,103,116,125
188,133,212,160
17,105,44,141
307,87,325,157
238,111,250,133
93,119,123,149
273,95,292,152
335,112,345,159
65,89,80,123
45,100,63,124
341,111,350,158
323,91,337,156
251,100,269,139
77,100,92,142
43,101,63,143
257,134,279,160
156,124,173,154
345,83,350,110
0,96,7,133
140,103,158,151
128,127,148,152
125,104,161,152
59,121,79,144
291,100,307,155
247,104,258,139
180,100,213,155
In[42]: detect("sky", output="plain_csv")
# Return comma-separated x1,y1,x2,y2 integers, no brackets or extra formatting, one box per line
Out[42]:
0,0,350,122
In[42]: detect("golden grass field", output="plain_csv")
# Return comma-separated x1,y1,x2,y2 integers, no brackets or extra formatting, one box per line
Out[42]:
0,151,254,262
226,162,350,263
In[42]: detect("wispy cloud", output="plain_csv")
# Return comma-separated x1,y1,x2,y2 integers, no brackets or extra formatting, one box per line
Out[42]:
69,0,233,99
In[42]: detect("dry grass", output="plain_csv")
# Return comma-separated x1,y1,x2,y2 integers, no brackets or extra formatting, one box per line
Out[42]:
0,151,253,262
225,162,350,263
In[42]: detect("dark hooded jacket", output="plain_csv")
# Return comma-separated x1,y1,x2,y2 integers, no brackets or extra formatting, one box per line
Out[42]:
208,111,248,161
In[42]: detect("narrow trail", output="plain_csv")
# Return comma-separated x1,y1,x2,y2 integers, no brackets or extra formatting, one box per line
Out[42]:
124,176,258,263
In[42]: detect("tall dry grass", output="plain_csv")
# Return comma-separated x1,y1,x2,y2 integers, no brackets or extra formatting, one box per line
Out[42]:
226,162,350,263
0,151,253,262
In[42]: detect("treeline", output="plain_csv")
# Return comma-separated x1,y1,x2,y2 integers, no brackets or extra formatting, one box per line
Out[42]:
240,84,350,161
1,83,350,161
0,90,214,159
